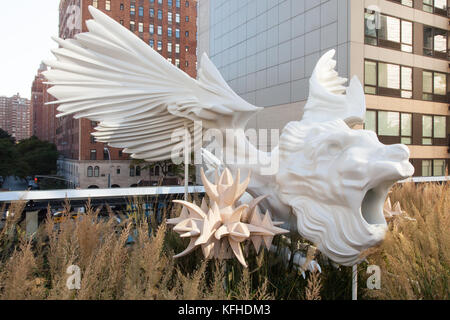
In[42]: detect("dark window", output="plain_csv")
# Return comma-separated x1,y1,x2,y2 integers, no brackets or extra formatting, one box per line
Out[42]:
365,110,413,145
87,166,93,177
136,166,141,176
120,3,124,10
364,60,413,99
90,149,97,160
423,26,448,59
422,70,448,102
423,0,448,16
130,166,135,177
364,10,413,53
94,166,100,177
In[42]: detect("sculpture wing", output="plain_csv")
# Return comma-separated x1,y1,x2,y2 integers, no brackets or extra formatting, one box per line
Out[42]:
44,6,260,161
302,50,366,127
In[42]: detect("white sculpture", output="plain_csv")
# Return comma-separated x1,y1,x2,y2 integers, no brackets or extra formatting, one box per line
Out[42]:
167,168,289,268
44,6,414,266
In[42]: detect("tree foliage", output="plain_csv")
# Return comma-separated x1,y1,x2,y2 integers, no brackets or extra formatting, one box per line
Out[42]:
0,134,59,179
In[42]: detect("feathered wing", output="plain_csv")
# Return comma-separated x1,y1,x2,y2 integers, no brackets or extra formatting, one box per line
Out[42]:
301,50,366,127
44,5,260,161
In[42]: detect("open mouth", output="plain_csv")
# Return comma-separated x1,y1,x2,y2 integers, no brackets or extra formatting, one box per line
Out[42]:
360,182,392,226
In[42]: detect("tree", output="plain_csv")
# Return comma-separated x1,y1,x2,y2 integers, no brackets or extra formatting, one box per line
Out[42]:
0,128,15,144
15,136,59,176
0,138,20,178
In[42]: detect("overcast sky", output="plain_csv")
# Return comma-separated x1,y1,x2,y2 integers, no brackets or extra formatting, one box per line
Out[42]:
0,1,60,99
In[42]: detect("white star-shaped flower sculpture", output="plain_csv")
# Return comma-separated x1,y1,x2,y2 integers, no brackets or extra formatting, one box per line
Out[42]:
167,168,289,267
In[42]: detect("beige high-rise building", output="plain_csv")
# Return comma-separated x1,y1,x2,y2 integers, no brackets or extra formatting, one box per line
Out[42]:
0,94,31,142
197,0,449,177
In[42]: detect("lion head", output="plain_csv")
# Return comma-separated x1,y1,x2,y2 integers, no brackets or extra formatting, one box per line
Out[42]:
276,118,414,266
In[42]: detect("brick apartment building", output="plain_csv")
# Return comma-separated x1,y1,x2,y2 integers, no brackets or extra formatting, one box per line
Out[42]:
31,63,58,144
51,0,198,188
0,94,31,142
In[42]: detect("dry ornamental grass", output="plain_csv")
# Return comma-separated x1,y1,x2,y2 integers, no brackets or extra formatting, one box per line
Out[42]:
0,182,447,300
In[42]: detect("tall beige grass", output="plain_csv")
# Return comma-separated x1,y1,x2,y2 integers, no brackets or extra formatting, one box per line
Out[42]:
0,182,447,300
366,182,449,300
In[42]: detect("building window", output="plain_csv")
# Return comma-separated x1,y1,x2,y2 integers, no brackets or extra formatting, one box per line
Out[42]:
117,168,121,175
364,60,412,98
185,46,189,52
175,29,180,38
120,3,124,10
90,150,97,160
168,27,172,37
130,21,135,31
120,20,124,25
158,0,163,4
175,59,180,68
158,9,163,20
185,1,189,7
92,0,98,8
103,149,110,160
422,160,432,176
139,6,144,16
136,166,141,176
87,166,93,177
422,159,447,177
175,13,180,23
423,0,448,16
423,70,447,102
90,136,96,144
175,43,180,53
149,24,154,34
422,115,447,145
388,0,413,6
157,41,162,51
158,26,163,35
433,160,446,176
168,12,172,23
365,110,412,144
150,8,154,17
168,42,172,52
150,39,154,48
423,26,448,59
105,0,111,11
186,16,189,22
139,22,144,33
94,166,100,177
185,31,189,37
176,0,180,8
364,11,413,53
130,4,135,15
130,166,135,177
119,150,123,157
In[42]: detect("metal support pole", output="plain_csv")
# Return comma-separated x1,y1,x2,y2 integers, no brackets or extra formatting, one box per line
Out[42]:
184,123,189,201
352,264,358,300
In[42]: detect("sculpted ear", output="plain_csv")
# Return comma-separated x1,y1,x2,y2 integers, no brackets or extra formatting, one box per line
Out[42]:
302,50,366,127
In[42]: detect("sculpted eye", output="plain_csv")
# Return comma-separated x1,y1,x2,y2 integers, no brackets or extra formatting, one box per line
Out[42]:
328,142,341,156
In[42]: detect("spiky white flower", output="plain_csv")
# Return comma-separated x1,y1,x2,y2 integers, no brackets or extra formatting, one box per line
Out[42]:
167,168,289,267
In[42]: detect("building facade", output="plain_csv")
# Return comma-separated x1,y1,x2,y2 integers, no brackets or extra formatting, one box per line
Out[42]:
197,0,450,177
0,94,31,142
53,0,198,188
31,63,58,144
